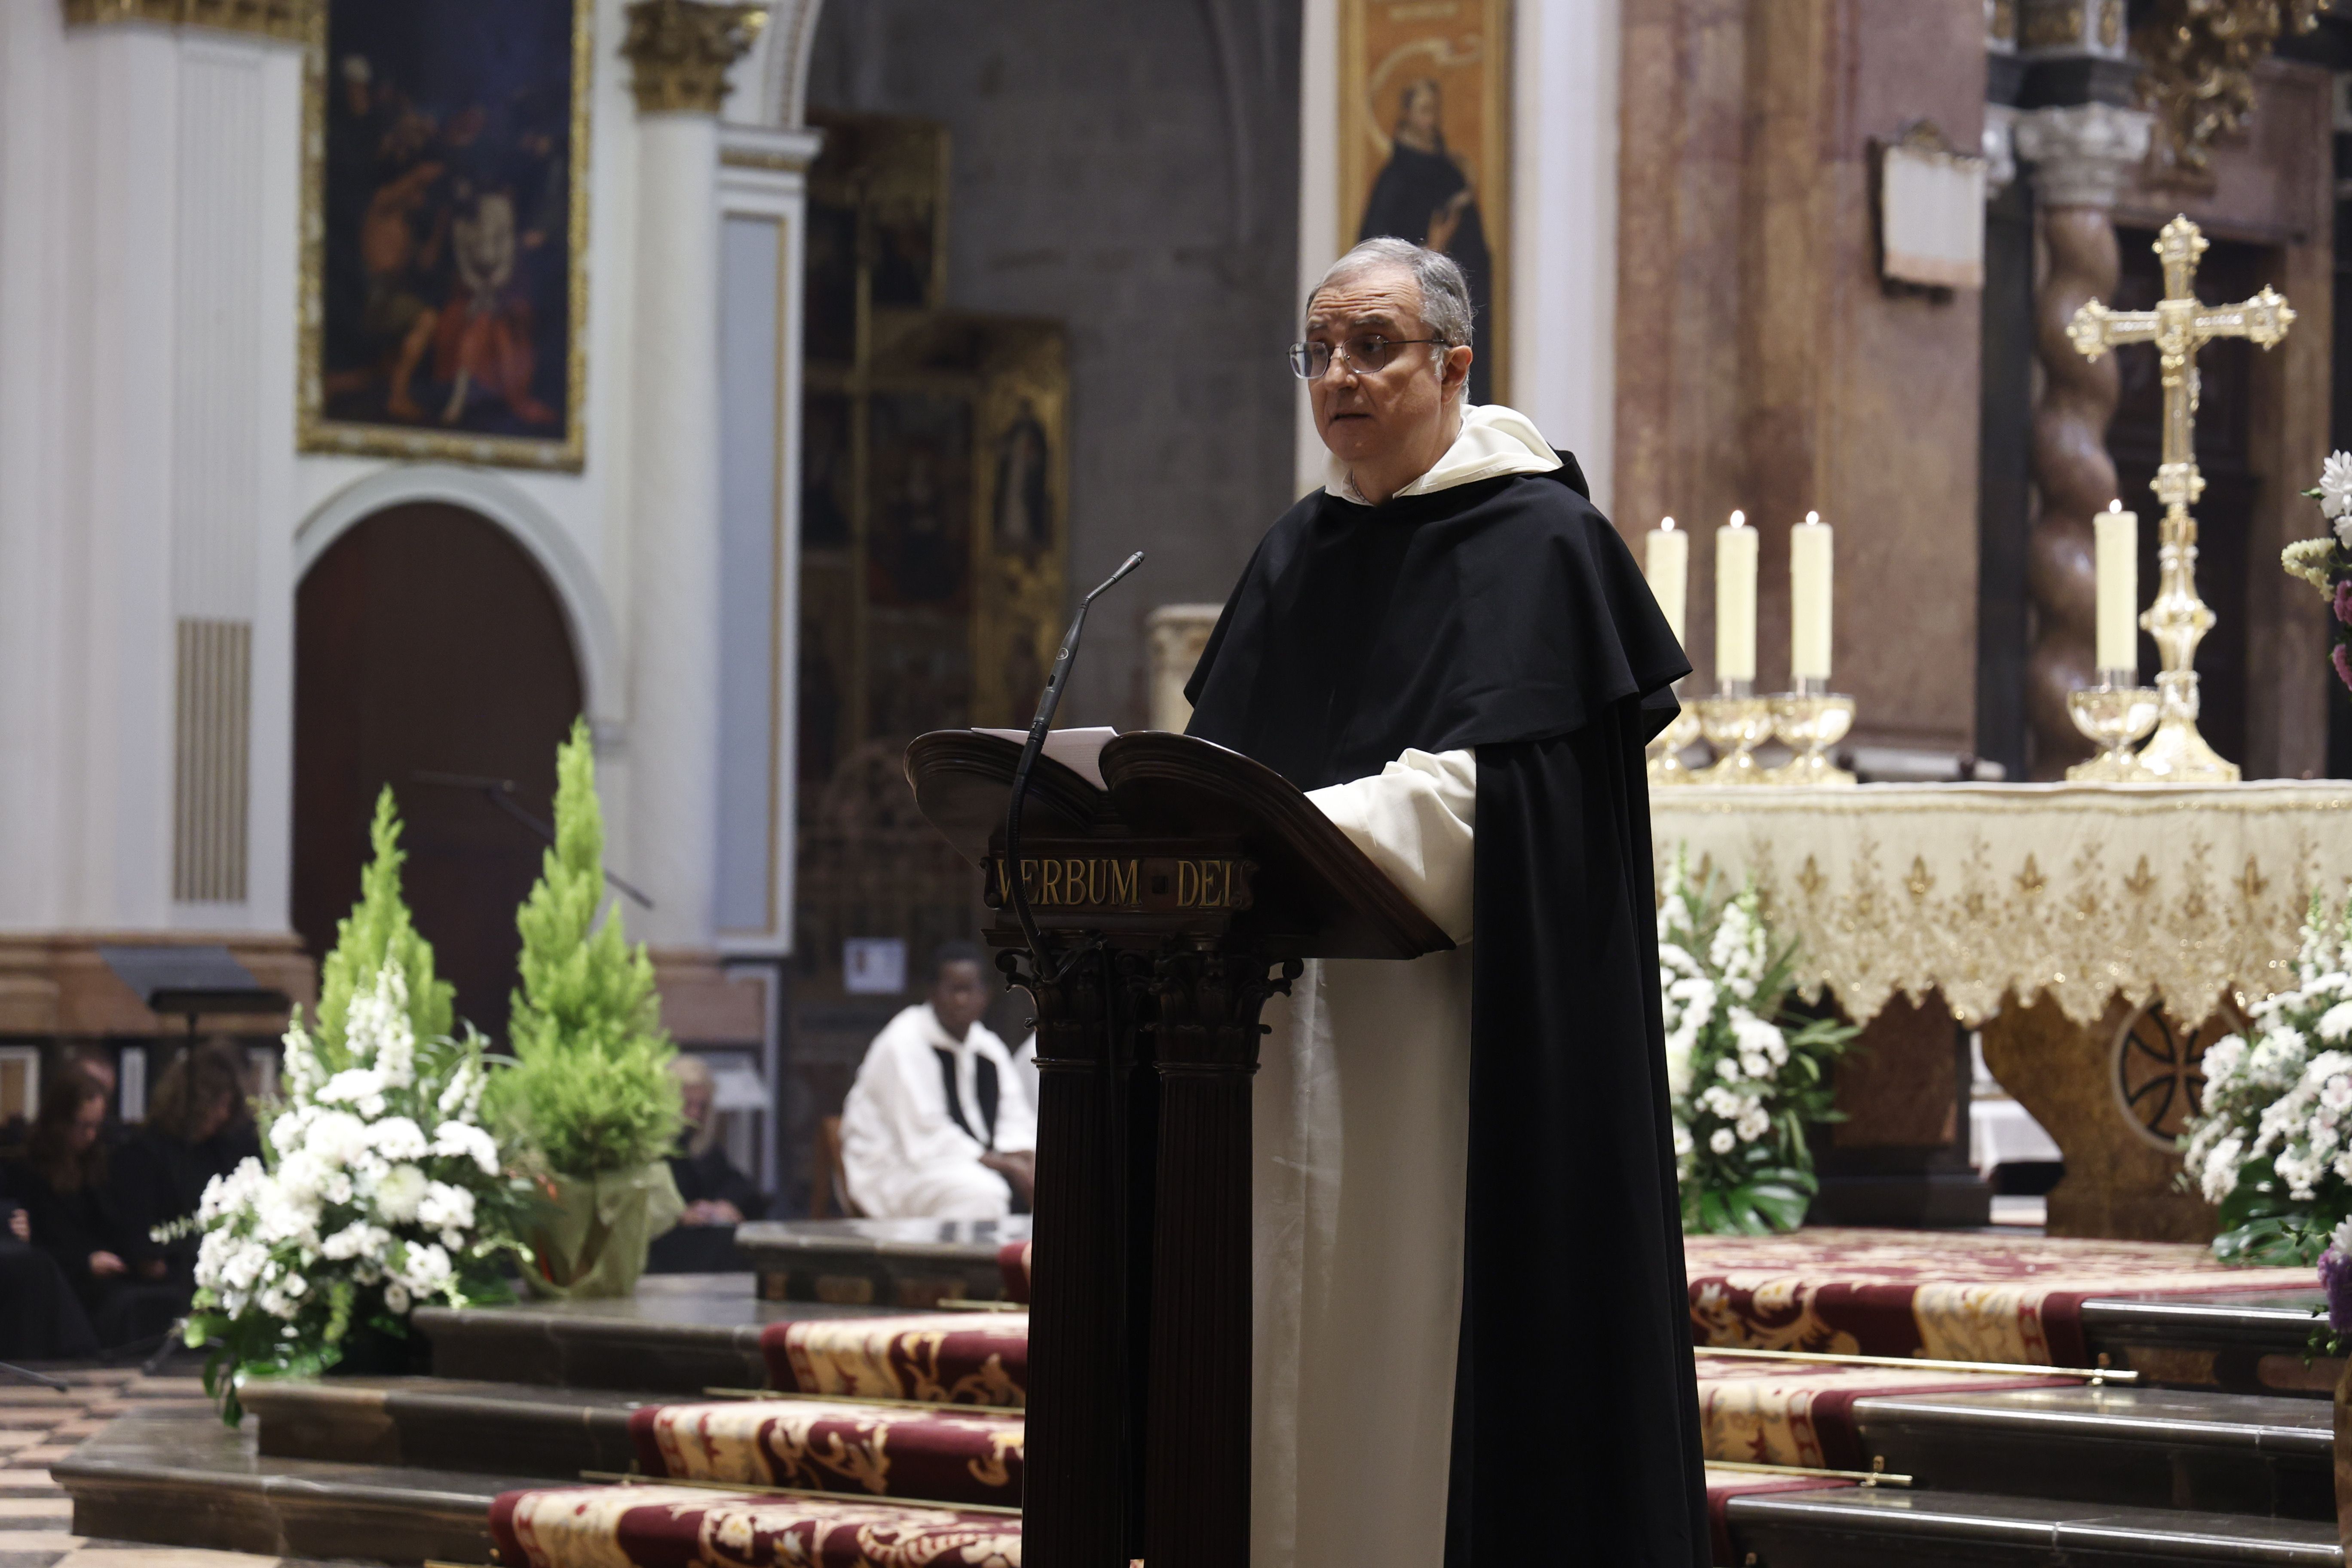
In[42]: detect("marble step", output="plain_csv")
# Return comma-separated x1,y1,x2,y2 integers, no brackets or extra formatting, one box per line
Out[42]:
239,1376,1027,1511
413,1272,898,1394
240,1377,647,1479
733,1217,1028,1307
2082,1290,2343,1399
1723,1486,2343,1568
50,1399,518,1562
1850,1384,2335,1521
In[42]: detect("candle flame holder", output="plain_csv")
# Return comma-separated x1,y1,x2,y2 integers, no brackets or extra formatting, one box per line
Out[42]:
1696,692,1777,784
1645,704,1705,786
2065,679,2161,783
1767,693,1856,787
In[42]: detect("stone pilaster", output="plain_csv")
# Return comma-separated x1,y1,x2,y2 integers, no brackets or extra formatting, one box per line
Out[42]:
619,2,762,947
2013,102,2152,778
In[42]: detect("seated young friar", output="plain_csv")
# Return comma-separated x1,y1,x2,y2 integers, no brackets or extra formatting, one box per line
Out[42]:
839,942,1035,1219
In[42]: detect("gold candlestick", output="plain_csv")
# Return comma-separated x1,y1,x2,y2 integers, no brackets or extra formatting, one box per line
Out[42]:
2065,215,2292,784
1768,691,1856,787
1646,705,1704,786
1697,686,1776,784
2065,679,2161,782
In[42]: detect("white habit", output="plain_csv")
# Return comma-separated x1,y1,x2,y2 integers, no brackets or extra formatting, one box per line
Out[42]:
1253,404,1561,1568
840,1003,1036,1220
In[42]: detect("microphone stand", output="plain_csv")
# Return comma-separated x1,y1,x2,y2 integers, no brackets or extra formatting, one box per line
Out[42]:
1004,551,1144,987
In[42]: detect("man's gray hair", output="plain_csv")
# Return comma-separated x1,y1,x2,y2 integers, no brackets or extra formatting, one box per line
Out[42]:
1306,237,1475,349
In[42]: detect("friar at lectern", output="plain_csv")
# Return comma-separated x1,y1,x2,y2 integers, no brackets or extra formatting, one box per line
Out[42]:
907,237,1702,1568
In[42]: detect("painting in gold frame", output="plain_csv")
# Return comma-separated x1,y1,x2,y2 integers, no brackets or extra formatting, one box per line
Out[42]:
297,0,593,471
1338,0,1510,404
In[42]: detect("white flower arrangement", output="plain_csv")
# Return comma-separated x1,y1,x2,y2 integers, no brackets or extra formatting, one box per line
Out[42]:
183,962,527,1417
2177,885,2352,1264
2317,451,2352,547
1660,848,1854,1234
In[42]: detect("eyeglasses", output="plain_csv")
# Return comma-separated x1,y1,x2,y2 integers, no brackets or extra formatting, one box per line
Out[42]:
1287,334,1444,380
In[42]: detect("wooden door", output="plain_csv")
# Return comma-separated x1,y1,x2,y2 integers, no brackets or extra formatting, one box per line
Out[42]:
293,503,583,1040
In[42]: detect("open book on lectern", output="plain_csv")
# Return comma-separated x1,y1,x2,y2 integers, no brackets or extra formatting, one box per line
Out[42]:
904,727,1452,962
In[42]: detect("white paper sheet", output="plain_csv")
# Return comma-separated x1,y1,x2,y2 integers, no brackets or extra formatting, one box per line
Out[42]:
972,726,1118,789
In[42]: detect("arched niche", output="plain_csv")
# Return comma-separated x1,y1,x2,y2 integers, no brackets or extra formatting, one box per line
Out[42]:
292,499,585,1041
295,465,621,727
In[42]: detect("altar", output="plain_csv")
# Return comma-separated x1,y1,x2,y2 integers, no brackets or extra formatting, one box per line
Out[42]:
1652,781,2352,1240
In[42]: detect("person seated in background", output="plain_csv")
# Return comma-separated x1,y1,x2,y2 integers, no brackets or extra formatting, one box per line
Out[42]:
8,1070,174,1348
0,1186,98,1361
667,1054,768,1226
841,943,1036,1219
61,1046,125,1146
113,1041,254,1287
1008,1030,1038,1111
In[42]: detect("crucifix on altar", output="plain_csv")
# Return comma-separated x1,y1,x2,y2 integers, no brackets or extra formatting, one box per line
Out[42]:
2064,214,2295,784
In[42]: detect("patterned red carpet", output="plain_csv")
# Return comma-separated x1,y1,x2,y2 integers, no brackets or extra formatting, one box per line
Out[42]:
632,1398,1023,1507
493,1487,1020,1568
1684,1228,2313,1365
489,1229,2317,1568
762,1314,1028,1408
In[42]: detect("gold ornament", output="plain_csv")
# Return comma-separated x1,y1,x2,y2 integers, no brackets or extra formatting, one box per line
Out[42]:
2133,0,2322,178
621,0,767,116
59,0,313,41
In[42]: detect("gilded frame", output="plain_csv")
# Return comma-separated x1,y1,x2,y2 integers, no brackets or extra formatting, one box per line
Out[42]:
296,0,594,471
1337,0,1511,404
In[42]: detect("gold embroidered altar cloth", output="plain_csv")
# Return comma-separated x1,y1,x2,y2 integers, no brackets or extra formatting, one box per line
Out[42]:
1649,781,2352,1028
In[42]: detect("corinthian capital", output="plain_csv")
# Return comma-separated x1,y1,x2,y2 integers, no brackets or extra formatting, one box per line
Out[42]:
60,0,314,41
2012,101,2152,210
622,0,767,115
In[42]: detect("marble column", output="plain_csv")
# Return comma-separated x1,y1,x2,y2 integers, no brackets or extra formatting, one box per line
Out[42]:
2012,102,2151,779
619,0,765,948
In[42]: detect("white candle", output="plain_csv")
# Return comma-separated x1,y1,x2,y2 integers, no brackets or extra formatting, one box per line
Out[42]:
1715,510,1758,684
1645,517,1689,647
1789,510,1833,682
2094,499,2138,676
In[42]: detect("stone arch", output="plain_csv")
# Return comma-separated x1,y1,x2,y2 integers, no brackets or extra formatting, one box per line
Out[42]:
294,465,622,726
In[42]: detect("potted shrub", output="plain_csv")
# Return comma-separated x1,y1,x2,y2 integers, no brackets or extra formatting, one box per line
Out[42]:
491,719,684,1298
183,790,528,1420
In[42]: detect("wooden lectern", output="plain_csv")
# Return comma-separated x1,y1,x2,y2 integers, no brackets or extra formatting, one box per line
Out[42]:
907,729,1451,1568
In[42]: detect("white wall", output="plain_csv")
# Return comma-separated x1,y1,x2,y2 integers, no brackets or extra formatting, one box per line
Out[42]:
0,10,305,936
0,0,818,959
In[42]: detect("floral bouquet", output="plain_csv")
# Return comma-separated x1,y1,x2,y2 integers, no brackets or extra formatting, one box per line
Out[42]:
2177,885,2352,1268
2284,451,2352,694
182,793,532,1421
1660,848,1857,1234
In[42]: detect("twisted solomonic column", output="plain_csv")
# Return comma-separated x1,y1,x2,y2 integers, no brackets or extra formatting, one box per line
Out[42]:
2013,104,2152,779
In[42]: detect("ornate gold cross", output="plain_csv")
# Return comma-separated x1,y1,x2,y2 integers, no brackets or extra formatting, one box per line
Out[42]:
2066,214,2293,784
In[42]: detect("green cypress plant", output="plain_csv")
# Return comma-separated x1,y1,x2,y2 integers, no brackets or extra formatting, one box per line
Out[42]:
492,718,682,1176
314,788,455,1063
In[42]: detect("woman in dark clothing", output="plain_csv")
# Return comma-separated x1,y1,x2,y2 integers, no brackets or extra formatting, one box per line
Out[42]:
9,1070,174,1348
113,1042,250,1286
0,1191,99,1361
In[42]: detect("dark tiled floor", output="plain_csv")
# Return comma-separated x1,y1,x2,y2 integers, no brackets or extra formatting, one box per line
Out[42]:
0,1368,359,1568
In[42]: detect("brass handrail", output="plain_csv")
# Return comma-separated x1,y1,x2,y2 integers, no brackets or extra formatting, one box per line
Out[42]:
699,1387,1022,1413
1698,1346,2135,1383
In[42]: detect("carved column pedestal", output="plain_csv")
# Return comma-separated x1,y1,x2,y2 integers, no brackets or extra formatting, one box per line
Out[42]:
1142,948,1294,1568
2013,104,2152,778
1017,950,1131,1568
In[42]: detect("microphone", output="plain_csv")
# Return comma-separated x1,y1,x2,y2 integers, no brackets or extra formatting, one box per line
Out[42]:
1004,551,1146,986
